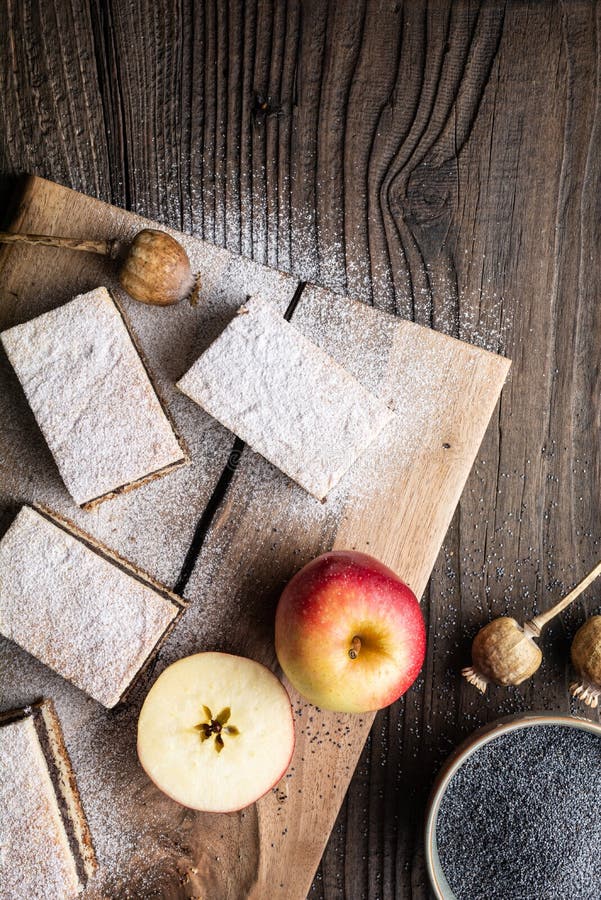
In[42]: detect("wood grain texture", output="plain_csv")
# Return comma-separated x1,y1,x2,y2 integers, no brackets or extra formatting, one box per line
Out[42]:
2,2,601,898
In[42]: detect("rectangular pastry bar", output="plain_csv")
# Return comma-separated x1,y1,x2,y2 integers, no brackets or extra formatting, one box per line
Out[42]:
177,297,395,499
0,505,187,707
0,699,97,898
1,287,188,507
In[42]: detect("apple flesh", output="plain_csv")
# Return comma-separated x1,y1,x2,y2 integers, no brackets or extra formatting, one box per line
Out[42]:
137,652,295,812
275,551,426,713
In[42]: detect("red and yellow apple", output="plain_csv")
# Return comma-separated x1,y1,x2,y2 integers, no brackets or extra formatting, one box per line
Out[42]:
275,551,426,713
137,652,295,812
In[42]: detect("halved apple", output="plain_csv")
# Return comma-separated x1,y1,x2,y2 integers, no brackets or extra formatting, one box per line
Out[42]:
137,652,295,812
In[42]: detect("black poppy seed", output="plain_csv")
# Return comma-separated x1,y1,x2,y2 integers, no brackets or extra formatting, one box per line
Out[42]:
436,725,601,900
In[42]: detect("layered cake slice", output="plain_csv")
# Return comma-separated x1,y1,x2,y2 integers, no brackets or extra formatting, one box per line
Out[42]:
0,505,187,707
177,297,395,499
1,287,188,507
0,699,97,899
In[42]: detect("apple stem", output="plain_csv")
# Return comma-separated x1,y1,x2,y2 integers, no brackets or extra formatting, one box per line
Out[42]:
349,636,362,659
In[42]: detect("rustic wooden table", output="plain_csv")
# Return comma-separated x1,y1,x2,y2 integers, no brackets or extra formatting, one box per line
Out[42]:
2,2,601,898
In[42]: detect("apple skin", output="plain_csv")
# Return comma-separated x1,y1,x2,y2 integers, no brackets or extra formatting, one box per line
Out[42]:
275,551,426,713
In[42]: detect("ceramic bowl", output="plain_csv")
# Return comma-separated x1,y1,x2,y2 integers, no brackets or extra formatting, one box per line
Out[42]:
424,712,601,900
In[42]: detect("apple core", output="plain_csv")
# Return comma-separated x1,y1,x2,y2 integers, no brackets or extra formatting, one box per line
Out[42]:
137,652,295,812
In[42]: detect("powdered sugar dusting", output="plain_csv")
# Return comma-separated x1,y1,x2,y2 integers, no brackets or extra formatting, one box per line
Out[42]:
0,208,302,891
0,506,178,707
178,279,502,654
291,283,487,495
0,184,511,895
0,647,170,893
0,214,299,586
177,297,395,500
1,288,186,506
0,716,81,900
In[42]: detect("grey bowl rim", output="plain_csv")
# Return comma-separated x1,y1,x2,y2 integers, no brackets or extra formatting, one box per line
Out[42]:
424,711,601,900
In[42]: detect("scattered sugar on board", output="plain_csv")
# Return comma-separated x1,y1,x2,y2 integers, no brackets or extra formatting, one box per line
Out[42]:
167,285,489,678
0,215,299,587
0,218,303,891
436,725,601,900
0,192,557,897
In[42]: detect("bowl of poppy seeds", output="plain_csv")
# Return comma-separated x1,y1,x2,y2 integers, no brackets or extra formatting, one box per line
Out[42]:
425,714,601,900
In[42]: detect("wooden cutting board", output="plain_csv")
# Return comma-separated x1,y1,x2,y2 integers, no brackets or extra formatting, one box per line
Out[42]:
0,176,510,899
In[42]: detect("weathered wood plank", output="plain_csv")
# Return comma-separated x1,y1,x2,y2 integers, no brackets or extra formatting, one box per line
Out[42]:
170,282,509,899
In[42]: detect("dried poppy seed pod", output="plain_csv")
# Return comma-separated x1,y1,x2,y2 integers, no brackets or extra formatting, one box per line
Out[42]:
462,617,542,693
570,615,601,708
0,227,201,307
462,559,601,694
119,229,197,306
